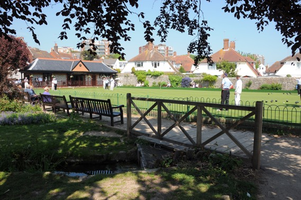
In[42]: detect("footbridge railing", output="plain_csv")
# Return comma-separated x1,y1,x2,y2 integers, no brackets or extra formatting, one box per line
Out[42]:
126,93,263,169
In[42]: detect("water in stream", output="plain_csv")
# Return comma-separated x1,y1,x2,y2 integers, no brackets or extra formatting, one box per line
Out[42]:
55,162,141,177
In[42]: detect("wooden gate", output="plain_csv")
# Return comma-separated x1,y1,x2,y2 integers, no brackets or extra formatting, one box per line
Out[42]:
126,93,263,169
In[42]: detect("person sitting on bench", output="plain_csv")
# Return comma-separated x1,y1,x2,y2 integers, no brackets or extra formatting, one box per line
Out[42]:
41,87,52,102
24,84,39,103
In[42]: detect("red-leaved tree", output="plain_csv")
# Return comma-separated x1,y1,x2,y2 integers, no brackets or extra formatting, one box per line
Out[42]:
0,35,31,98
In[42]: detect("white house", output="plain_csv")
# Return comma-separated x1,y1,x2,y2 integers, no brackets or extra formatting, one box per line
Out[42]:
103,58,120,69
257,64,267,76
121,42,178,73
266,53,301,77
193,39,261,77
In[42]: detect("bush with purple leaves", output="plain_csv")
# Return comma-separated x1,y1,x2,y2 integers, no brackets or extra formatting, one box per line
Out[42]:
181,77,192,88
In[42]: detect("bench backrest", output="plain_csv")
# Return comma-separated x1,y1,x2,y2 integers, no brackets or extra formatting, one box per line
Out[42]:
40,94,68,108
69,95,113,114
88,98,113,114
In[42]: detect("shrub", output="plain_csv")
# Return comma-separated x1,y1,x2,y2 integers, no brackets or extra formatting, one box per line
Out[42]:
271,83,282,90
131,67,136,73
168,75,182,87
179,66,185,73
134,71,147,83
159,81,167,87
259,83,282,90
146,71,164,77
245,80,252,89
144,80,149,87
0,95,42,112
114,68,121,73
202,74,217,87
152,82,157,87
287,74,291,77
181,77,192,87
0,111,56,126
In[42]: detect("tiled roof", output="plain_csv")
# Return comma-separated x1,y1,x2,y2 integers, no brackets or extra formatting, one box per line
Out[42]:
103,58,117,68
266,61,282,73
23,58,116,74
128,49,166,62
266,53,301,73
200,47,261,76
201,48,247,63
169,54,194,72
28,47,53,60
50,49,75,59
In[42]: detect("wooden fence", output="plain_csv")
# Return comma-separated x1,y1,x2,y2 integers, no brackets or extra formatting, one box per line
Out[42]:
126,93,263,169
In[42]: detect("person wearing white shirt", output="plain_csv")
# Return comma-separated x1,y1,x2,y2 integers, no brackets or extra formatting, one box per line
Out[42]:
52,78,58,90
24,77,29,89
110,76,115,90
235,75,242,105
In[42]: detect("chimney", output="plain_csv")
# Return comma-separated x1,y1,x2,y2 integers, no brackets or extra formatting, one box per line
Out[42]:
223,39,229,50
54,43,58,53
230,41,235,50
148,41,153,50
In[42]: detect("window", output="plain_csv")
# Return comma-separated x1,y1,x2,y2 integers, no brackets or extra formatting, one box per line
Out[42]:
135,62,143,67
297,62,301,69
152,62,160,68
208,64,215,70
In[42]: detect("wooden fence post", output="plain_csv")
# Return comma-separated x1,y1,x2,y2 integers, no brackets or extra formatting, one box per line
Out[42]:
126,93,131,138
158,101,162,137
196,105,203,146
253,101,263,169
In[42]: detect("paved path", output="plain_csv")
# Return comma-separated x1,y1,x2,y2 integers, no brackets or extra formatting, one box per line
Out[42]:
98,115,301,200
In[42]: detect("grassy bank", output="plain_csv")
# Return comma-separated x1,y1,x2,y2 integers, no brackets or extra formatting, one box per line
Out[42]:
0,116,257,199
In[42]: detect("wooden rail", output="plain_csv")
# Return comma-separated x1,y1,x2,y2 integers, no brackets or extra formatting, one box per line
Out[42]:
126,93,263,169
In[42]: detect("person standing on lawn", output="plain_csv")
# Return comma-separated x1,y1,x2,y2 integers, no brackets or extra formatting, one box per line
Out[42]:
235,75,242,105
52,78,58,90
109,76,115,91
219,73,233,111
296,77,301,100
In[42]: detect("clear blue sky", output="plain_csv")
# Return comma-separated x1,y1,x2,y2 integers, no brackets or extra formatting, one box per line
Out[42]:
12,1,291,66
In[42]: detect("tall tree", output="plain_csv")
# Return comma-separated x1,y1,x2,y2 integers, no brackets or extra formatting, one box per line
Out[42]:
216,61,237,77
0,0,300,63
0,35,31,97
80,50,98,60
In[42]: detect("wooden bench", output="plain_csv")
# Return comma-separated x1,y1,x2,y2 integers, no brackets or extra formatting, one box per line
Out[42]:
23,92,40,105
69,95,124,126
40,94,72,115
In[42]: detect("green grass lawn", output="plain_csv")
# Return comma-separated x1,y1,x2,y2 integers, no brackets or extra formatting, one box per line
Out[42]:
35,86,300,107
34,86,301,125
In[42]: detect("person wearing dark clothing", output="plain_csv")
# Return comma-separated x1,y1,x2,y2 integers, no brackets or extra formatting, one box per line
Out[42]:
24,85,39,103
218,73,233,111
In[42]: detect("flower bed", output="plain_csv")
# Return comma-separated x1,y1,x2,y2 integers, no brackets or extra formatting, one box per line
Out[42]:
0,111,56,125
